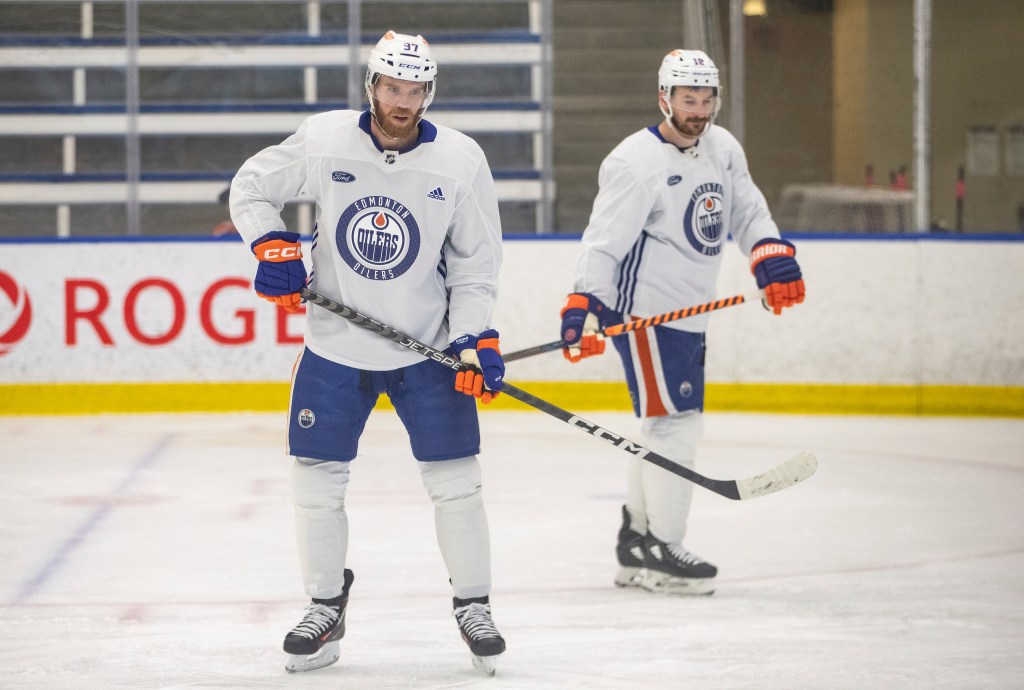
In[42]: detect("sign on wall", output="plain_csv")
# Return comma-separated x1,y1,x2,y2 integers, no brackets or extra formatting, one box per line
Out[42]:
0,242,305,382
1,238,1022,388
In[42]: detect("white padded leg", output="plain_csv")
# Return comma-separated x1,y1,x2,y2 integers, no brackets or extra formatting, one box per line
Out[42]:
625,455,648,535
419,456,491,600
629,410,703,544
291,456,350,599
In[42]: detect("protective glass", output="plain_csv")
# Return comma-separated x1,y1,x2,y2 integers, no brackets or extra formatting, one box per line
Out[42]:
370,77,431,110
666,87,720,118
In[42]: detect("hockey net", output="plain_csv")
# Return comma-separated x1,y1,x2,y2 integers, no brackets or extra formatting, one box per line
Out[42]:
775,184,915,233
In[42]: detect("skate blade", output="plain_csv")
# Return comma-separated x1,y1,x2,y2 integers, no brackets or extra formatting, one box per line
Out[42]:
472,654,497,677
614,566,646,588
641,572,715,596
285,641,340,673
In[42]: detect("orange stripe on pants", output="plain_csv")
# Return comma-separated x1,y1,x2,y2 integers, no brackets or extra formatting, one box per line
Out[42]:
632,327,668,417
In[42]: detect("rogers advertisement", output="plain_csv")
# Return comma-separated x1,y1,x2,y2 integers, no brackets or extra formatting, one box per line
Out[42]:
0,240,306,383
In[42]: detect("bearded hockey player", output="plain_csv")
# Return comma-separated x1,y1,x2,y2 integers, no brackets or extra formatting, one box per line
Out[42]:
560,49,805,596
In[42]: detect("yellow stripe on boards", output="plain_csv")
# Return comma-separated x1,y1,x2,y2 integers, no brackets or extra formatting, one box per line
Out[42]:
0,382,1021,417
705,383,1024,417
0,383,292,415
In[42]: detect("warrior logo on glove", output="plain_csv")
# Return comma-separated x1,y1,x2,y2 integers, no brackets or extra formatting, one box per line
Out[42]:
749,238,805,315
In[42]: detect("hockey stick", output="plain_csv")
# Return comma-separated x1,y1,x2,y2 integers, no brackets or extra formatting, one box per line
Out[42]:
503,292,760,362
299,287,816,501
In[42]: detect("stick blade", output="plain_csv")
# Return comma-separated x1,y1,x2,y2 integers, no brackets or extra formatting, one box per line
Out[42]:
735,451,818,500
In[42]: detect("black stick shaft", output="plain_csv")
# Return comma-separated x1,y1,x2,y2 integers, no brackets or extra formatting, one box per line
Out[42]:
299,287,741,499
504,339,563,362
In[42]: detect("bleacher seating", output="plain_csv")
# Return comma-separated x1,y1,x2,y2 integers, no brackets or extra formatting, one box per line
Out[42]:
0,0,553,236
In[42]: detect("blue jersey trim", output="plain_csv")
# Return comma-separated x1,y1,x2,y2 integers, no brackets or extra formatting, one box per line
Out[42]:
614,231,648,316
358,110,436,154
647,124,699,154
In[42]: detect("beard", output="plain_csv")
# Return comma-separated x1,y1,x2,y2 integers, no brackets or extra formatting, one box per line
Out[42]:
374,104,419,140
671,112,709,138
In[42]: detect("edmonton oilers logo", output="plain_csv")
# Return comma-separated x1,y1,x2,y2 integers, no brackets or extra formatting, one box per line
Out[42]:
297,408,315,429
683,182,725,256
336,196,420,280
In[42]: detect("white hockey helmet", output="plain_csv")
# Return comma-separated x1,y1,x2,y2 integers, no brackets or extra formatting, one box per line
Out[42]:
657,49,721,132
658,49,720,92
365,30,437,112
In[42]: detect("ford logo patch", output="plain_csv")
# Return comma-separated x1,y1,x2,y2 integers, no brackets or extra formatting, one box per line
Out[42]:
332,171,356,183
667,175,682,186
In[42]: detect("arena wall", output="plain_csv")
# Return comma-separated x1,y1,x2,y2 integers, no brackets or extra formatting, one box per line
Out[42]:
0,235,1021,416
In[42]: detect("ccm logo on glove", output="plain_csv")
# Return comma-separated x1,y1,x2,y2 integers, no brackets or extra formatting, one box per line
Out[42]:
257,244,302,261
258,244,301,261
251,231,307,313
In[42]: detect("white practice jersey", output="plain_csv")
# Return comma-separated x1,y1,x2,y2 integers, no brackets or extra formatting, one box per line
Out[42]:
231,110,502,370
575,123,779,332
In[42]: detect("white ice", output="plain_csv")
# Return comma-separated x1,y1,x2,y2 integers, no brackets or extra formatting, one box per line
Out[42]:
1,409,1022,689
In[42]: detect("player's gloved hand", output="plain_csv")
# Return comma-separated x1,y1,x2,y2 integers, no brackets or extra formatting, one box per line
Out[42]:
749,238,805,315
451,329,504,404
251,230,307,313
560,292,611,362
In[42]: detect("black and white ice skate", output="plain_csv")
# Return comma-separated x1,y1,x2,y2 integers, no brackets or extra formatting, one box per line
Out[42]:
453,595,506,676
641,532,717,596
283,569,354,673
614,505,646,588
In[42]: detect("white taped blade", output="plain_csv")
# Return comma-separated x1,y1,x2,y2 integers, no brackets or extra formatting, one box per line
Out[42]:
736,451,818,500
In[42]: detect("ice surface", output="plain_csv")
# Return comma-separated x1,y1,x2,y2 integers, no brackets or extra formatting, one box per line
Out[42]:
1,410,1022,688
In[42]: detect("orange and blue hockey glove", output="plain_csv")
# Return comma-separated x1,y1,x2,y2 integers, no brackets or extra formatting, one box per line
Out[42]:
560,292,615,362
750,238,805,315
451,329,504,404
251,230,307,313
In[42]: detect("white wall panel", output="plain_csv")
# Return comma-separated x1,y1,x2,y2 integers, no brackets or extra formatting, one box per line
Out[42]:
1,237,1021,386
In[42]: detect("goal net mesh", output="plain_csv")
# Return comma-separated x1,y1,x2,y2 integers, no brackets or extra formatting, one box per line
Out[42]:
775,184,915,233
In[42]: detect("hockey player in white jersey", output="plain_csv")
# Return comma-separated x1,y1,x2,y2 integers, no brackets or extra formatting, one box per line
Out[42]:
230,30,506,675
560,49,805,595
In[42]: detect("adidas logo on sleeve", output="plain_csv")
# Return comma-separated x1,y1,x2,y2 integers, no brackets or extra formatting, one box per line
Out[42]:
426,187,446,201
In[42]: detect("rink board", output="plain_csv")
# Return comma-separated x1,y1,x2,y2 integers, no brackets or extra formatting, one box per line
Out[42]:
1,381,1021,417
0,236,1022,416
